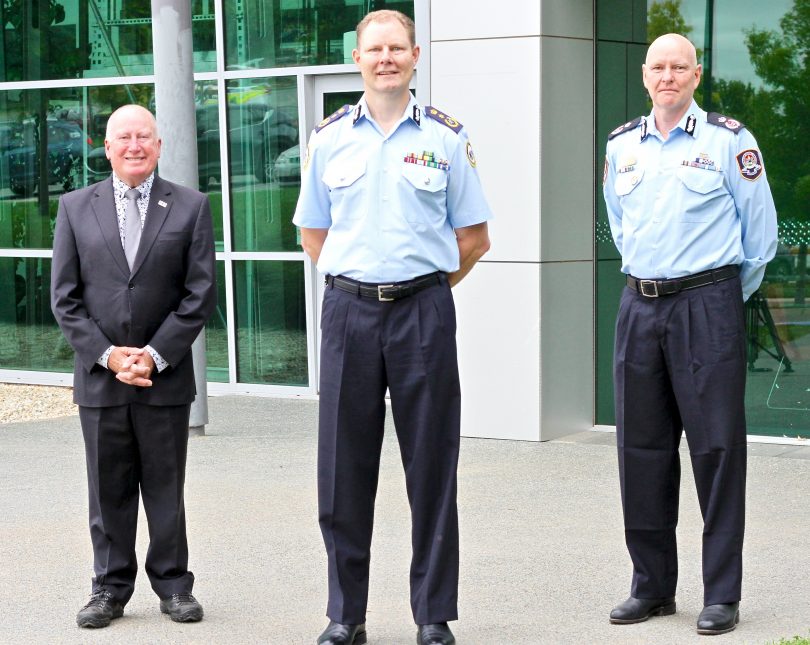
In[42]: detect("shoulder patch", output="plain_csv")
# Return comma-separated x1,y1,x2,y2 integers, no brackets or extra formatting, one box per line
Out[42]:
736,149,763,181
315,104,352,133
425,106,463,133
608,117,643,140
707,112,745,134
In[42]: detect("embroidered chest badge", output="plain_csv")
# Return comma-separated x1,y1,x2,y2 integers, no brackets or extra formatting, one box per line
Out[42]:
736,149,763,181
617,156,637,174
404,151,450,171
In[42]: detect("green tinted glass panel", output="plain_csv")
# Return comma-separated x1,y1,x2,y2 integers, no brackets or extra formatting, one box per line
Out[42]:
0,1,215,81
324,91,363,117
206,260,228,383
596,0,810,437
0,82,225,250
190,83,224,248
226,77,300,252
223,0,414,70
0,85,152,249
0,257,71,373
234,260,307,386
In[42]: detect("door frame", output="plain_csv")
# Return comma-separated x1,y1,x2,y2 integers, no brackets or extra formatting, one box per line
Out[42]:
301,73,366,392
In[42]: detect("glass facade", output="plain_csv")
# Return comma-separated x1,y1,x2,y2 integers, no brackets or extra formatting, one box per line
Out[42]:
0,1,216,81
223,0,414,70
225,76,300,252
0,1,415,391
596,0,810,437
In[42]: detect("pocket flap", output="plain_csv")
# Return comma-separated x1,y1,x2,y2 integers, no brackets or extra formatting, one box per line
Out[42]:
614,168,644,196
402,163,448,193
322,159,366,189
677,166,724,194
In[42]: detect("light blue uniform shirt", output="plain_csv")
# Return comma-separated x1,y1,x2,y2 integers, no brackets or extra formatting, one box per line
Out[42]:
603,100,778,301
293,94,493,283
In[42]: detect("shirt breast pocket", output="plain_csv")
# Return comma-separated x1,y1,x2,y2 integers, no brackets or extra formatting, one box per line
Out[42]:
613,169,644,197
677,167,726,222
400,164,448,223
322,159,367,219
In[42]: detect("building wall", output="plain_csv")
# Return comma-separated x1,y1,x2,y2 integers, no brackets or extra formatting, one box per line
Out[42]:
429,0,594,440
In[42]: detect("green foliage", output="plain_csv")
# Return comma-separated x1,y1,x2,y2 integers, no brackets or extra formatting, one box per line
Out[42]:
765,635,810,645
745,0,810,225
2,1,66,29
647,0,693,42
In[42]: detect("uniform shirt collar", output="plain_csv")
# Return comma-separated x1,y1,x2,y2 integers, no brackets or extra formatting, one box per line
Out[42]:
353,93,423,129
112,171,155,201
647,100,704,139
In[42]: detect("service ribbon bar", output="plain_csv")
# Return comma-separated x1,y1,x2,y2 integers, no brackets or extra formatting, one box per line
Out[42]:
404,151,450,171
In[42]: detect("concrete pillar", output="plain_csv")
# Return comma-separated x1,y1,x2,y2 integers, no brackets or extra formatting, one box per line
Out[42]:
151,0,209,433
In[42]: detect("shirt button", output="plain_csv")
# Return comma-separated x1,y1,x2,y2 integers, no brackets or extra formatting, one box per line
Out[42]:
424,177,431,185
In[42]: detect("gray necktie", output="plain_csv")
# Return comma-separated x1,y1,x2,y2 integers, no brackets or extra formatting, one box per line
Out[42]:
124,188,142,270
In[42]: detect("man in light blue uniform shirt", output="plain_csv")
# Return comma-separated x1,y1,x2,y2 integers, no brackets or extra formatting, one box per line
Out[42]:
293,10,491,645
603,34,777,636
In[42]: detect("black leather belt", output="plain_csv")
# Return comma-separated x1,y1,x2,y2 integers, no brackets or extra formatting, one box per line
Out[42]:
326,272,443,302
626,265,740,298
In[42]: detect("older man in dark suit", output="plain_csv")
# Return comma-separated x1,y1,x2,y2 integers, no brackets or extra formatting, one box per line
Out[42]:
51,104,216,628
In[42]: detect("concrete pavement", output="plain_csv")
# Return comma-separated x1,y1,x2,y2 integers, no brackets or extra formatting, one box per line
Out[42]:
1,395,809,644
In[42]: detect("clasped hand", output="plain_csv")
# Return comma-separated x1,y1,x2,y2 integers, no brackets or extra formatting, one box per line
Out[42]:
109,346,155,387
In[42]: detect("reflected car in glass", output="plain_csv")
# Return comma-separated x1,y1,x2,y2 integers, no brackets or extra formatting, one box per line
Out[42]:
85,104,298,188
271,144,300,185
3,120,92,195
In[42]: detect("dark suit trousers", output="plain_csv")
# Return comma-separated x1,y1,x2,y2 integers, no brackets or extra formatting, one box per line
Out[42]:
318,276,461,625
79,402,194,604
614,277,747,605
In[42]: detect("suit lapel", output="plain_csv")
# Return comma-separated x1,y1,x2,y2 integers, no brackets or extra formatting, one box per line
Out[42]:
131,175,172,276
90,177,130,277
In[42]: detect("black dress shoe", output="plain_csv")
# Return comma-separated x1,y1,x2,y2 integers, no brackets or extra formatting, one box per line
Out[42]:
697,602,740,635
76,590,124,628
159,593,204,623
417,622,456,645
609,596,676,624
317,620,367,644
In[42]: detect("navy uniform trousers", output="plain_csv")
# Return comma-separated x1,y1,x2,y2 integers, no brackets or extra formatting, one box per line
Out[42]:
79,402,194,605
318,273,461,625
614,276,747,606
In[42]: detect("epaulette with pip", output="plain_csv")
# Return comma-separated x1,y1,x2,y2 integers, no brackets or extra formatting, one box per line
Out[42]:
315,104,352,133
707,112,745,134
425,106,463,133
608,117,643,140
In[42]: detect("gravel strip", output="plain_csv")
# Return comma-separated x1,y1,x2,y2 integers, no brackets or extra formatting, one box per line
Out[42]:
0,384,77,424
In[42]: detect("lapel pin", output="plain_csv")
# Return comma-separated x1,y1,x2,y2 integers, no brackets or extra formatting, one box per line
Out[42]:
158,200,167,208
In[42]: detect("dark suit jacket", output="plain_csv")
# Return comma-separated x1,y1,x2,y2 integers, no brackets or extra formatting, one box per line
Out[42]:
51,175,217,407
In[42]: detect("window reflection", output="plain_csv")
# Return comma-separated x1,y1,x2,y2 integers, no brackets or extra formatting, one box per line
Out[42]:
234,260,307,386
223,0,414,70
227,76,300,252
0,257,70,372
0,0,215,82
0,85,152,249
206,260,228,382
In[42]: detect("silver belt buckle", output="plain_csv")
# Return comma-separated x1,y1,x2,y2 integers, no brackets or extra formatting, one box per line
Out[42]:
639,279,659,297
377,284,395,301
